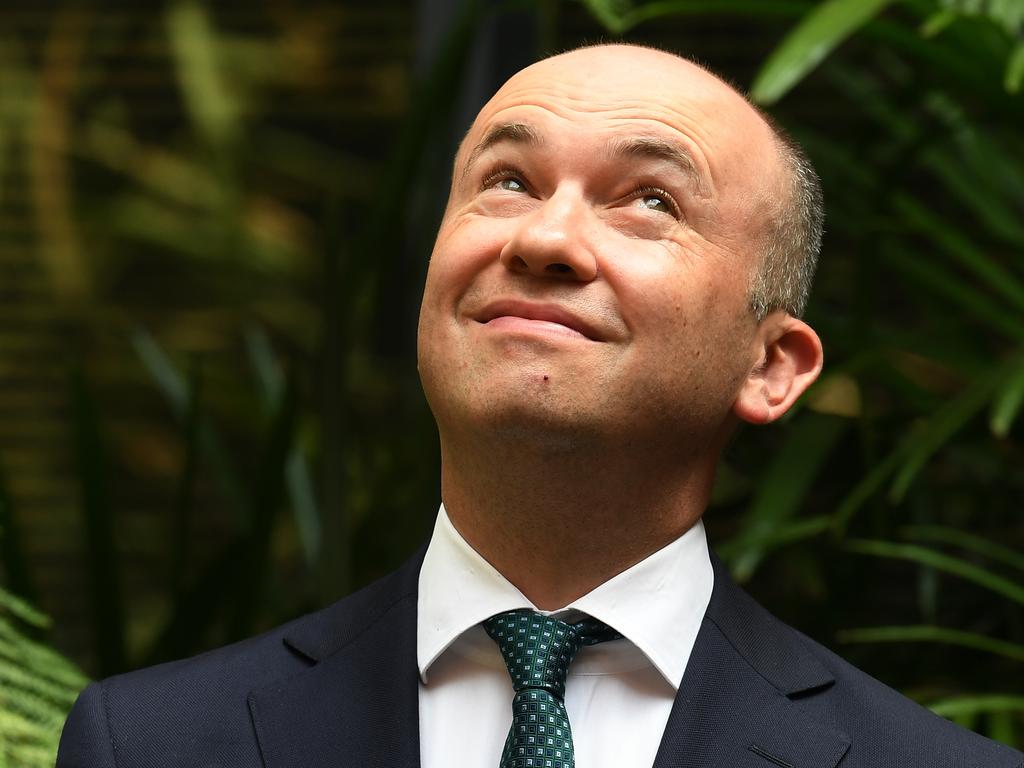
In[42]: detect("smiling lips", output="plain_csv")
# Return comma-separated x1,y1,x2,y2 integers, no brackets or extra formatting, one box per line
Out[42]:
476,300,602,341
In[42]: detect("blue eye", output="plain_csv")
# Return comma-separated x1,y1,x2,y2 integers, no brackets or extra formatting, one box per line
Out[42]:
482,167,529,194
633,186,679,217
638,194,671,213
495,177,526,192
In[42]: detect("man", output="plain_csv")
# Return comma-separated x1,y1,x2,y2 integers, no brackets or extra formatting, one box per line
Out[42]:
58,44,1021,768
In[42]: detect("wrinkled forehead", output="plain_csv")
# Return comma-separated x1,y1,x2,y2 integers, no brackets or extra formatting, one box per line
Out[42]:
456,46,781,209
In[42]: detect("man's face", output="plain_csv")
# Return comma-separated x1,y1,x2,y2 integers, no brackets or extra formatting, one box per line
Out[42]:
417,45,786,453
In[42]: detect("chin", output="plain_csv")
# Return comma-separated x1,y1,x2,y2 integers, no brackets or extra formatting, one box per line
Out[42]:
476,388,623,454
492,409,597,453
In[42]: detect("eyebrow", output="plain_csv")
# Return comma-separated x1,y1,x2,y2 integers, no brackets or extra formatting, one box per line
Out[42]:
609,136,710,198
461,122,543,182
459,122,711,198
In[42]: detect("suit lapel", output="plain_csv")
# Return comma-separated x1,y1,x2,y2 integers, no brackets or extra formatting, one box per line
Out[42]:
248,551,425,768
246,544,850,768
653,555,851,768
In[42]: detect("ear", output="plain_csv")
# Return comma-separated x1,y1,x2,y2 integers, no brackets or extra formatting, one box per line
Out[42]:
733,313,823,425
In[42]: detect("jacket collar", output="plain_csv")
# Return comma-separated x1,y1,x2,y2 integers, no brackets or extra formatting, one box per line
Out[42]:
248,546,849,768
248,547,425,768
652,553,849,768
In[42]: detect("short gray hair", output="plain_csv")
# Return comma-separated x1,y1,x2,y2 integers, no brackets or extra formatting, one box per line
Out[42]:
748,124,824,320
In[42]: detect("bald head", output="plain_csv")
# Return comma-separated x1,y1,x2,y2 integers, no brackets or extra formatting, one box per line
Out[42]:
419,40,826,491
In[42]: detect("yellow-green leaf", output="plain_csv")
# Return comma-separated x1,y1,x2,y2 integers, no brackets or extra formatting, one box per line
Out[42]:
1005,41,1024,94
751,0,893,105
838,625,1024,662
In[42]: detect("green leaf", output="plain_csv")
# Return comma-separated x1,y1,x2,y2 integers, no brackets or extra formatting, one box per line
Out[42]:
226,371,299,641
933,0,1024,37
0,618,87,690
929,695,1024,719
847,539,1024,606
0,37,32,219
1006,41,1024,94
0,591,48,631
990,0,1024,34
902,525,1024,573
285,452,321,569
835,352,1024,525
0,587,88,764
245,326,284,408
934,101,1024,206
888,363,1007,502
920,8,958,37
750,0,893,104
142,539,243,665
893,196,1024,314
917,144,1024,248
723,415,847,579
0,665,81,712
721,516,833,581
131,328,188,414
165,0,238,147
170,358,203,604
579,0,634,34
245,326,321,569
833,447,903,531
79,122,222,209
884,244,1024,341
987,710,1017,747
990,354,1024,436
838,625,1024,662
0,459,37,604
132,328,249,529
69,366,126,676
608,1,811,33
249,127,376,195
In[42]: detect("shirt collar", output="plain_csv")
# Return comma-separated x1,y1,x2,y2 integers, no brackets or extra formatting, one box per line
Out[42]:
416,504,713,690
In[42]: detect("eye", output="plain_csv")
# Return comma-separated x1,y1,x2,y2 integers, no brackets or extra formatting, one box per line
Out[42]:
482,168,529,194
638,195,671,213
632,186,680,218
496,178,526,192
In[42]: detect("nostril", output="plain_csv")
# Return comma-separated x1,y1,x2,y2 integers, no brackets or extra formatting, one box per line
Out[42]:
545,263,574,275
508,255,529,271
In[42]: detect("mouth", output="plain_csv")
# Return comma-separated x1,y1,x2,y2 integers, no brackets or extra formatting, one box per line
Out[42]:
475,299,602,341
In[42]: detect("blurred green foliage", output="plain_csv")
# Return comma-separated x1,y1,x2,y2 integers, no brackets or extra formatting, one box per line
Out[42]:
0,0,1021,761
0,585,87,767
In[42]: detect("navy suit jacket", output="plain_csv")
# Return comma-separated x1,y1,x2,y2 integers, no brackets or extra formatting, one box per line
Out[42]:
57,549,1022,767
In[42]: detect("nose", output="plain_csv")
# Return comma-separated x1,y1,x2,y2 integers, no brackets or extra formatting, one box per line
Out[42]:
498,190,598,282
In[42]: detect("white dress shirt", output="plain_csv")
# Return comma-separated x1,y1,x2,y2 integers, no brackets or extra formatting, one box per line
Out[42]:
417,505,714,768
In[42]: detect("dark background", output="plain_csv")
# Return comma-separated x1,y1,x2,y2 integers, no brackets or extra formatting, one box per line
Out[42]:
1,0,1021,755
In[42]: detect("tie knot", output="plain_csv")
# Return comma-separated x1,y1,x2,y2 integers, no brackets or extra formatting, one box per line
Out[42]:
483,610,621,700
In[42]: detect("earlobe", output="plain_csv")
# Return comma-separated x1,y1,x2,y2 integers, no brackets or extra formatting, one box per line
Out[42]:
733,315,824,425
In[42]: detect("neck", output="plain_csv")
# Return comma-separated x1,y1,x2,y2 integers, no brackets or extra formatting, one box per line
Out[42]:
439,430,718,610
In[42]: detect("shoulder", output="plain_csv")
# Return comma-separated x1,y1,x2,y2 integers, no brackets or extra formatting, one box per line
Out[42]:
706,554,1021,768
57,549,423,767
795,629,1020,767
57,621,306,767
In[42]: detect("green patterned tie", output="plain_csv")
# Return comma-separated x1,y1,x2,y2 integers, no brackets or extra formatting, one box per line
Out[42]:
483,609,622,768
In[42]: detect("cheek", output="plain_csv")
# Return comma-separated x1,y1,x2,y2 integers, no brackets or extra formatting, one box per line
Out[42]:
425,217,511,298
608,249,752,365
605,249,697,335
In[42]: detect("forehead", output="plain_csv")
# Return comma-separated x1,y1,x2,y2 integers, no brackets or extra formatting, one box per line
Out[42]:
458,46,780,208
